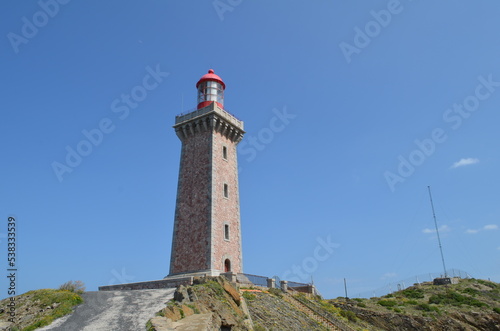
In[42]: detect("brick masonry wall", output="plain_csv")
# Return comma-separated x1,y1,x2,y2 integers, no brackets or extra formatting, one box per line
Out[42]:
211,132,243,273
170,129,212,274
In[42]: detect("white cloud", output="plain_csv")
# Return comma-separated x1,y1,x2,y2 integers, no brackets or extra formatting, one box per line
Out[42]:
451,158,479,169
465,224,498,234
423,225,450,234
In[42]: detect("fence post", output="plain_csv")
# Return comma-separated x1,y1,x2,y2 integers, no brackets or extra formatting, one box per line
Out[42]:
267,278,275,289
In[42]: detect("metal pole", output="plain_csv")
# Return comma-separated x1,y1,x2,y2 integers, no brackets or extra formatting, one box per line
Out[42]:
344,278,348,299
428,186,448,278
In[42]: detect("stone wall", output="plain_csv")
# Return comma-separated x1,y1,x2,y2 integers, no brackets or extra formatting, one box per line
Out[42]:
99,277,193,291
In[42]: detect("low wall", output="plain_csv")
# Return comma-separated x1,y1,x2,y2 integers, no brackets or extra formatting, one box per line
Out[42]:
99,277,193,291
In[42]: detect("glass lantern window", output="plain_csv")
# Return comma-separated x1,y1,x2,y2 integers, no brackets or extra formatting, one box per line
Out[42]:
198,81,224,105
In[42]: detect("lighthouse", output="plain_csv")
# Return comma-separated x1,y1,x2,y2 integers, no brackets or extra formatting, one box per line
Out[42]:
168,69,245,277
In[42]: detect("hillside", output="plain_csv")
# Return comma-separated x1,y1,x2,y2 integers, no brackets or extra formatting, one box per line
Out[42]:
1,277,499,330
0,289,83,331
148,277,500,330
328,278,500,330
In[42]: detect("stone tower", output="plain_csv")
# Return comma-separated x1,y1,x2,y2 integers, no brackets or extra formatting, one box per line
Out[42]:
169,69,245,277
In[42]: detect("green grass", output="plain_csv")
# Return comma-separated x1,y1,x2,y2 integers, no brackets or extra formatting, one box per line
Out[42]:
22,289,83,331
428,291,487,307
461,288,480,296
377,299,397,307
417,303,440,313
339,309,357,322
400,287,425,299
475,279,498,289
242,292,256,301
267,288,283,298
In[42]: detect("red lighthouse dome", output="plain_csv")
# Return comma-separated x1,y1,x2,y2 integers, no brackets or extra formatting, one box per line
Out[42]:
196,69,225,109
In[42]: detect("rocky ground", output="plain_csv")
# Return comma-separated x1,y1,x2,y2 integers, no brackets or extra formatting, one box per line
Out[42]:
2,277,499,330
244,289,327,330
147,277,328,331
329,278,500,330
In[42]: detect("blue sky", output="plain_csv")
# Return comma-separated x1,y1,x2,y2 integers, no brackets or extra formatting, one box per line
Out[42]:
1,1,499,299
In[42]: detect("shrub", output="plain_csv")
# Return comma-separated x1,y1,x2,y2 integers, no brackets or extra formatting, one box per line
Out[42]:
59,280,86,294
417,303,439,313
357,302,367,308
493,307,500,314
378,299,397,307
406,300,419,305
339,309,357,322
462,287,479,296
401,288,424,299
429,291,486,307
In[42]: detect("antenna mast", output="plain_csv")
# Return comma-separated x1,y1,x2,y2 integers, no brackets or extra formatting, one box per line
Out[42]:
427,186,448,277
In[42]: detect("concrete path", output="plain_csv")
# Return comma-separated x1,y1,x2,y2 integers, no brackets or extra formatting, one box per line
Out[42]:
39,288,175,331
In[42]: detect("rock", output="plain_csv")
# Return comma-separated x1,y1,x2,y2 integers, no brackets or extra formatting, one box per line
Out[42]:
171,313,213,331
187,287,198,302
149,316,172,331
0,321,13,331
217,277,241,306
163,306,182,321
174,285,190,304
181,304,194,317
150,276,250,330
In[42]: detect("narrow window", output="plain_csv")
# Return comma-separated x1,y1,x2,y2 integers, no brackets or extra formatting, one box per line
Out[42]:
222,146,228,160
223,183,228,198
224,224,230,240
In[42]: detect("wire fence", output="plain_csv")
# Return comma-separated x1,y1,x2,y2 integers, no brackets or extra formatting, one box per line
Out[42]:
288,281,310,288
237,273,269,287
236,273,311,289
355,269,472,298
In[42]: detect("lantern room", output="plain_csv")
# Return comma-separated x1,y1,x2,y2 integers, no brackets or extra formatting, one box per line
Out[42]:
196,69,225,109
